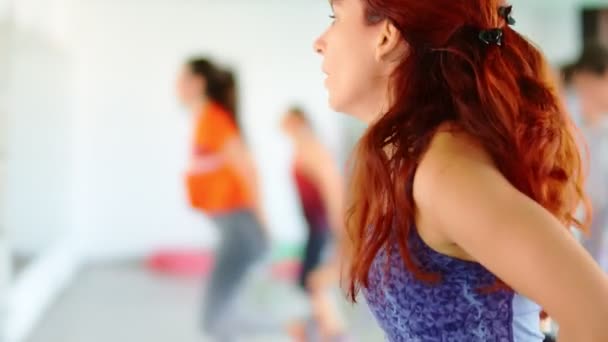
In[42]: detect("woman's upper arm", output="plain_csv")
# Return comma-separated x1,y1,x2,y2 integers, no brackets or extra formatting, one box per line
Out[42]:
415,137,608,335
222,137,251,170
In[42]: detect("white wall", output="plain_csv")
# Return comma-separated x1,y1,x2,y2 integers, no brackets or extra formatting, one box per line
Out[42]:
4,30,72,255
65,0,338,259
2,0,74,255
508,0,608,65
0,1,9,19
511,0,582,64
0,11,12,340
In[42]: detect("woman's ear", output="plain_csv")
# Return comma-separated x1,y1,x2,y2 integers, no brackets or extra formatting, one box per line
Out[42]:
375,20,408,64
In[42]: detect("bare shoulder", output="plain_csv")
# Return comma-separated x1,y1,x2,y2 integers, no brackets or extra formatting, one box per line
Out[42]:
300,136,334,165
423,124,493,169
410,124,506,256
414,124,499,201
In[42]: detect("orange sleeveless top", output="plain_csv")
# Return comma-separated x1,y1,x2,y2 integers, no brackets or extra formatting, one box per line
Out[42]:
185,102,252,213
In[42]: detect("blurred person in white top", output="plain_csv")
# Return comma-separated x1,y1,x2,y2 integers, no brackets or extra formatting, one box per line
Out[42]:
570,43,608,271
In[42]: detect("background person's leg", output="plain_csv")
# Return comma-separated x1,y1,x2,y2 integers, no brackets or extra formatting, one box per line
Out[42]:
201,210,267,339
298,229,329,291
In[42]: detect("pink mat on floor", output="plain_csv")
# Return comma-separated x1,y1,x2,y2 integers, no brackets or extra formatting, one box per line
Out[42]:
146,250,301,281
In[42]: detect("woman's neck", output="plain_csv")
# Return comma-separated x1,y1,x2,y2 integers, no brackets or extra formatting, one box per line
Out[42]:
190,98,209,115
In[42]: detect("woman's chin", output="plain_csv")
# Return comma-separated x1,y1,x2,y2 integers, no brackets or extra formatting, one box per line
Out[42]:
326,91,342,110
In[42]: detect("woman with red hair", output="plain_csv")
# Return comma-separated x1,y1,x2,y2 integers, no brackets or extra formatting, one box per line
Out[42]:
314,0,608,341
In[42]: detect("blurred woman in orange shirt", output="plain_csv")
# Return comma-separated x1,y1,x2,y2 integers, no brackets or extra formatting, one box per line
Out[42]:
176,58,267,340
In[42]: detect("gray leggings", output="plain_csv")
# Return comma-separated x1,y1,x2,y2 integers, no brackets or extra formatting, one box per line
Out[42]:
202,209,267,339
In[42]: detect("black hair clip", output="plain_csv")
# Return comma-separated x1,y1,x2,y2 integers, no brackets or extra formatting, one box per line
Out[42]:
498,5,516,26
478,29,503,46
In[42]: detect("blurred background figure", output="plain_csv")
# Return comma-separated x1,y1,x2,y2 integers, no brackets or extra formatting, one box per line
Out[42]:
568,44,608,271
176,57,268,341
281,107,347,342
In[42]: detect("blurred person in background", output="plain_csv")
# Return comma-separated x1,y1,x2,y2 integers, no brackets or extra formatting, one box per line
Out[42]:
570,43,608,271
281,107,347,341
557,63,582,127
313,0,608,341
176,57,268,341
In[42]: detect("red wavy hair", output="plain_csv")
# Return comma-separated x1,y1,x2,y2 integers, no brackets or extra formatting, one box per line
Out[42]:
344,0,591,301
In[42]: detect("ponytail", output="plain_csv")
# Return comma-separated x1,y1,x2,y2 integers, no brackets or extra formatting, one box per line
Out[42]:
187,58,239,126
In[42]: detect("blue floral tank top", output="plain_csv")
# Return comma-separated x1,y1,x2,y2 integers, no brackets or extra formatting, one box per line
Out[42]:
363,228,544,341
